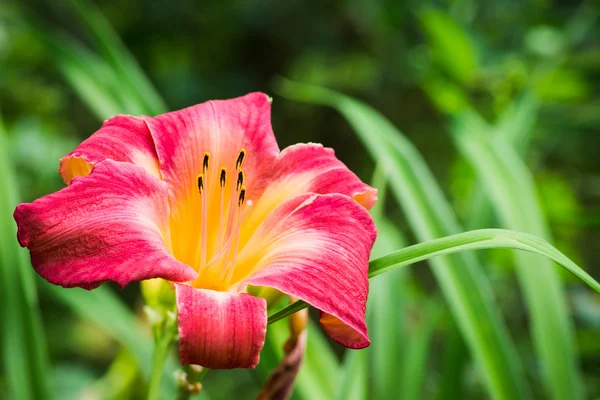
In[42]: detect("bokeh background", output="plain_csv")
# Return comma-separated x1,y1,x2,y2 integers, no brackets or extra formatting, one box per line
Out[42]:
1,0,599,399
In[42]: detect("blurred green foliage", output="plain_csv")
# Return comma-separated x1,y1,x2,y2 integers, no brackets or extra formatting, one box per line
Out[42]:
1,0,599,399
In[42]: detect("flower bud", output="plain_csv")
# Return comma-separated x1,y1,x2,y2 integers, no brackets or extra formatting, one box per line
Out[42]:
141,278,175,311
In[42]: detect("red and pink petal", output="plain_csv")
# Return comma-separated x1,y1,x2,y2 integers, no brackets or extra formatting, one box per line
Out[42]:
270,143,377,209
241,144,377,242
143,93,280,269
175,284,267,368
59,115,161,184
237,193,377,348
143,92,279,203
14,160,197,289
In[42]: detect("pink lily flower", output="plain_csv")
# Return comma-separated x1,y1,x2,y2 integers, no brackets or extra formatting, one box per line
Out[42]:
14,93,377,369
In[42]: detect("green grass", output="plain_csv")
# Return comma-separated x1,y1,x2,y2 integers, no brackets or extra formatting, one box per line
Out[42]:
276,80,531,400
0,118,51,400
4,3,599,397
453,109,582,400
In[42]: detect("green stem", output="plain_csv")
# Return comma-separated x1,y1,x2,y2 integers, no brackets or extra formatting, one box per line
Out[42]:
196,367,209,382
176,366,210,399
266,229,600,324
267,300,308,325
147,326,176,400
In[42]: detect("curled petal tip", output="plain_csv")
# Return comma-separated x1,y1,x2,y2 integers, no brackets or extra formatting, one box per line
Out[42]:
58,115,161,184
320,313,370,349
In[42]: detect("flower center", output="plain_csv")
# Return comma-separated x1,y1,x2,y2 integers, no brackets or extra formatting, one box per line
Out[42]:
192,149,250,290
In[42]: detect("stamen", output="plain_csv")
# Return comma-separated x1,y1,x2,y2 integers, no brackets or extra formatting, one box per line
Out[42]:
238,186,246,206
236,149,246,170
220,150,245,249
196,174,204,194
197,149,251,287
219,168,227,187
236,170,244,191
224,223,241,284
199,172,208,271
206,234,235,267
216,168,227,252
203,152,210,173
222,186,247,284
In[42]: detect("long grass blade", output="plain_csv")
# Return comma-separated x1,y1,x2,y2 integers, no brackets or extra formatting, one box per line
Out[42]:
275,79,530,400
66,0,168,115
367,229,600,292
14,10,132,120
462,93,540,230
366,218,408,399
0,119,52,400
400,301,440,400
438,319,468,400
40,33,126,120
335,350,368,400
493,93,540,153
453,112,582,400
368,165,409,399
269,228,600,319
336,164,409,399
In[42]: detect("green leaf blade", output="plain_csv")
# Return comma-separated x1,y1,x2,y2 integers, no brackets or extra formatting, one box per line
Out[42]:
0,121,52,400
338,164,410,400
368,229,600,296
452,113,583,400
276,79,531,400
67,0,168,115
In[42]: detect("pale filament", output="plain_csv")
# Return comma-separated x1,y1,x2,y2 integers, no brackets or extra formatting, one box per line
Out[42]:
193,152,210,273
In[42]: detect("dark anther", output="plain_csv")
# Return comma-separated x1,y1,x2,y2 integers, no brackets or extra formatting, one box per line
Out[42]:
237,170,244,191
220,168,227,187
197,174,204,193
236,149,246,170
203,153,210,172
238,187,246,206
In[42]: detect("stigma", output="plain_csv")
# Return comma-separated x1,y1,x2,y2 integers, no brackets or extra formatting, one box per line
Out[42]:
194,149,249,287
